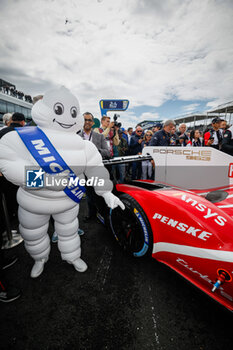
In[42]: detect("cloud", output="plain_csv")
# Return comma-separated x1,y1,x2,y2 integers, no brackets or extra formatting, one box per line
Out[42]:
0,0,233,128
182,103,200,113
136,111,161,122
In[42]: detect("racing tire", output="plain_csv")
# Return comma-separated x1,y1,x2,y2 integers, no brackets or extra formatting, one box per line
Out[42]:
109,193,153,257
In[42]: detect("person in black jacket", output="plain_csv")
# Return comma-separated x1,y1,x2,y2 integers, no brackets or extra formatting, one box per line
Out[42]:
170,125,179,146
0,112,25,218
0,112,24,302
189,129,204,147
222,126,233,155
0,112,25,139
150,120,175,146
176,123,189,147
129,126,143,180
204,117,223,150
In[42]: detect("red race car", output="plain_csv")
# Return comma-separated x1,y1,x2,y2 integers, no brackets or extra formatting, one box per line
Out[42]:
99,147,233,311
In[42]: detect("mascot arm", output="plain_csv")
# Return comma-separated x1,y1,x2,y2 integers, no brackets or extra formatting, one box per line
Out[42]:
83,141,125,210
0,133,28,186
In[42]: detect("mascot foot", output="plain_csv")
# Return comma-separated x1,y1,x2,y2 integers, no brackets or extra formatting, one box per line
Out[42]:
70,258,88,272
30,258,47,278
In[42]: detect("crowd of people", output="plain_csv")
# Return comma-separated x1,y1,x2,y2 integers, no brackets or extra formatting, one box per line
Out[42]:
0,84,33,103
0,106,233,303
83,115,233,182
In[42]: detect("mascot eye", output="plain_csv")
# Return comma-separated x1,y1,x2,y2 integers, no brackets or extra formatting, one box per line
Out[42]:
54,103,64,115
70,106,77,118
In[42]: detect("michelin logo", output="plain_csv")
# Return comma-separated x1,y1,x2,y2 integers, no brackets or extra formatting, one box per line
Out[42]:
26,169,45,188
134,208,149,244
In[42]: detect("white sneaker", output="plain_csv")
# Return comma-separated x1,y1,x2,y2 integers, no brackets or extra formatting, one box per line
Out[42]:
71,258,88,272
30,259,47,278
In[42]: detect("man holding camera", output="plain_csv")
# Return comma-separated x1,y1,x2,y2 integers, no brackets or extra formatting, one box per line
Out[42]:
94,116,119,157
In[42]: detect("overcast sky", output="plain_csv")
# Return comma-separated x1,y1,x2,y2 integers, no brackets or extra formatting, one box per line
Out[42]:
0,0,233,128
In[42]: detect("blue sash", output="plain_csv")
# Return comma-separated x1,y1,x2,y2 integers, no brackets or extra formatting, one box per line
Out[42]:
16,126,85,203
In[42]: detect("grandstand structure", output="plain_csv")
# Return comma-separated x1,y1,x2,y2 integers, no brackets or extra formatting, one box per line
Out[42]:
0,78,32,122
137,119,163,130
174,100,233,131
137,101,233,132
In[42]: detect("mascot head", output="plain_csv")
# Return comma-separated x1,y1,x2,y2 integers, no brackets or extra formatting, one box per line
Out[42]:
31,86,83,133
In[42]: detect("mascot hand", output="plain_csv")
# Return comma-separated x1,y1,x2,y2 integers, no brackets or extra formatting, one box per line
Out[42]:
102,192,125,210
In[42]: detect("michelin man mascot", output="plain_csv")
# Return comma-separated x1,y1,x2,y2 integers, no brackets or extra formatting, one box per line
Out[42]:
0,87,124,278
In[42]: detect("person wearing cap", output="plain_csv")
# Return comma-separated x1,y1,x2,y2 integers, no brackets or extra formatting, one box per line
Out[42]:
152,123,163,134
222,125,233,156
149,120,175,146
204,117,223,150
121,127,128,144
0,112,26,140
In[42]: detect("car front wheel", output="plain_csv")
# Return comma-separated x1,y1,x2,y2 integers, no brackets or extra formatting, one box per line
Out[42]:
109,193,153,257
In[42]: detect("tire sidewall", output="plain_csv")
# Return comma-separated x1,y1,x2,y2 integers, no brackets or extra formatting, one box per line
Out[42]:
109,193,153,257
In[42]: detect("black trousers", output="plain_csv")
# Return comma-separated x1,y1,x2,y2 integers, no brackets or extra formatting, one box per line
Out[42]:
85,186,97,217
0,176,18,286
0,192,6,284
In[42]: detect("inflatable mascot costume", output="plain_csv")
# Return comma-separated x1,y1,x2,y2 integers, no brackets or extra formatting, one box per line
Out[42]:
0,87,124,278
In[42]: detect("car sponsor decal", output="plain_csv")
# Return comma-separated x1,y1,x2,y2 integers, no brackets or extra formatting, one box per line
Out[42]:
180,194,227,226
228,163,233,178
176,258,233,301
152,149,211,161
176,257,212,284
152,213,212,241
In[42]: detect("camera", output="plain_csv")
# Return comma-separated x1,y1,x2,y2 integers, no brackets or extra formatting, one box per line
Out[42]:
113,114,121,128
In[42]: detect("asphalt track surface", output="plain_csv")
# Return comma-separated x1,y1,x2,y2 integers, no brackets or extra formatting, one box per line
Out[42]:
1,201,233,350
